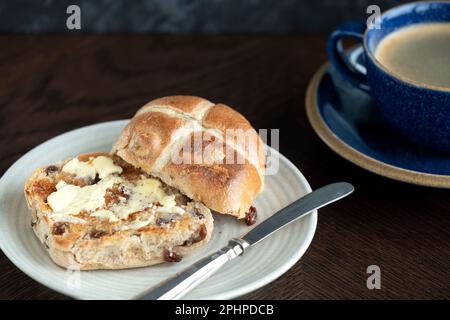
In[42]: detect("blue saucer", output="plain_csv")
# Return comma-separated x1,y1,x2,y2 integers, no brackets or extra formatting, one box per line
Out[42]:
306,47,450,188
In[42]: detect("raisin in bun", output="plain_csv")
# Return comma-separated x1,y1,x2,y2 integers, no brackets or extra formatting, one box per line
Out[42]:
112,96,265,219
24,152,213,270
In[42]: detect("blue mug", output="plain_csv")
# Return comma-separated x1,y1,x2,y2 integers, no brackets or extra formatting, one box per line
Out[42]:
327,1,450,152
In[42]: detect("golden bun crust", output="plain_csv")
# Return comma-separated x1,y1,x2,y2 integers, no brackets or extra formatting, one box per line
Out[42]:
112,96,265,218
24,152,213,270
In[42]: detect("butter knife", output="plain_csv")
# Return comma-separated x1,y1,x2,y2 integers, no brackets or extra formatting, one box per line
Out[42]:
136,182,354,300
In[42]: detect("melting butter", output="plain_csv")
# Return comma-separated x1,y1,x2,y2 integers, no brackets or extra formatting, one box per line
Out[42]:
47,175,120,215
62,156,122,180
90,209,119,222
110,177,177,219
47,156,184,227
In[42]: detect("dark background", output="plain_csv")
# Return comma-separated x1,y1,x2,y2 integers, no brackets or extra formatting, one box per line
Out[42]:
1,0,412,34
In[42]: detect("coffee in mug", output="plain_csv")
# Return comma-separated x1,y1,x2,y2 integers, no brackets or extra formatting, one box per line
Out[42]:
374,23,450,89
327,2,450,152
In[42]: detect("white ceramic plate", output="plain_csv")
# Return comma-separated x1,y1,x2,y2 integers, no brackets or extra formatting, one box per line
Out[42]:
0,120,317,300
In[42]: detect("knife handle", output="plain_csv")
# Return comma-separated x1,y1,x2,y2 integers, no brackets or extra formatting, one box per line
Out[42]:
137,238,250,300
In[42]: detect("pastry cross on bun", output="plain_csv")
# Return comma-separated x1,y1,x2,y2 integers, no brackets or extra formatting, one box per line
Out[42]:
113,96,266,219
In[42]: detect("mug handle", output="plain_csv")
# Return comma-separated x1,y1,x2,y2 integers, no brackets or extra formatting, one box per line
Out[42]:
327,21,370,92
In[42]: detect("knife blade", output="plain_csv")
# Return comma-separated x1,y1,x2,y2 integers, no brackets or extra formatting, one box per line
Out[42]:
136,182,354,300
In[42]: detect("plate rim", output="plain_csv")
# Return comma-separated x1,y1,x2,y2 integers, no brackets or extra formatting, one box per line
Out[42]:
306,62,450,188
0,120,317,300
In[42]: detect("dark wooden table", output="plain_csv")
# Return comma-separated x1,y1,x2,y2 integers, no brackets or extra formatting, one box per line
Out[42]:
0,34,448,300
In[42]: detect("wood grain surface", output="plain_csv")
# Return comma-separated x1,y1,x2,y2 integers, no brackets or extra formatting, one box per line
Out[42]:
0,34,448,300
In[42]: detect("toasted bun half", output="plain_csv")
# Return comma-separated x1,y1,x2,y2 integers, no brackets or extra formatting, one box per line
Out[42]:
112,96,265,219
24,152,213,270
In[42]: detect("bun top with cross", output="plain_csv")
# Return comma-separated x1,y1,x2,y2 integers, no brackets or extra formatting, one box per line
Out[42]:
112,96,265,219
